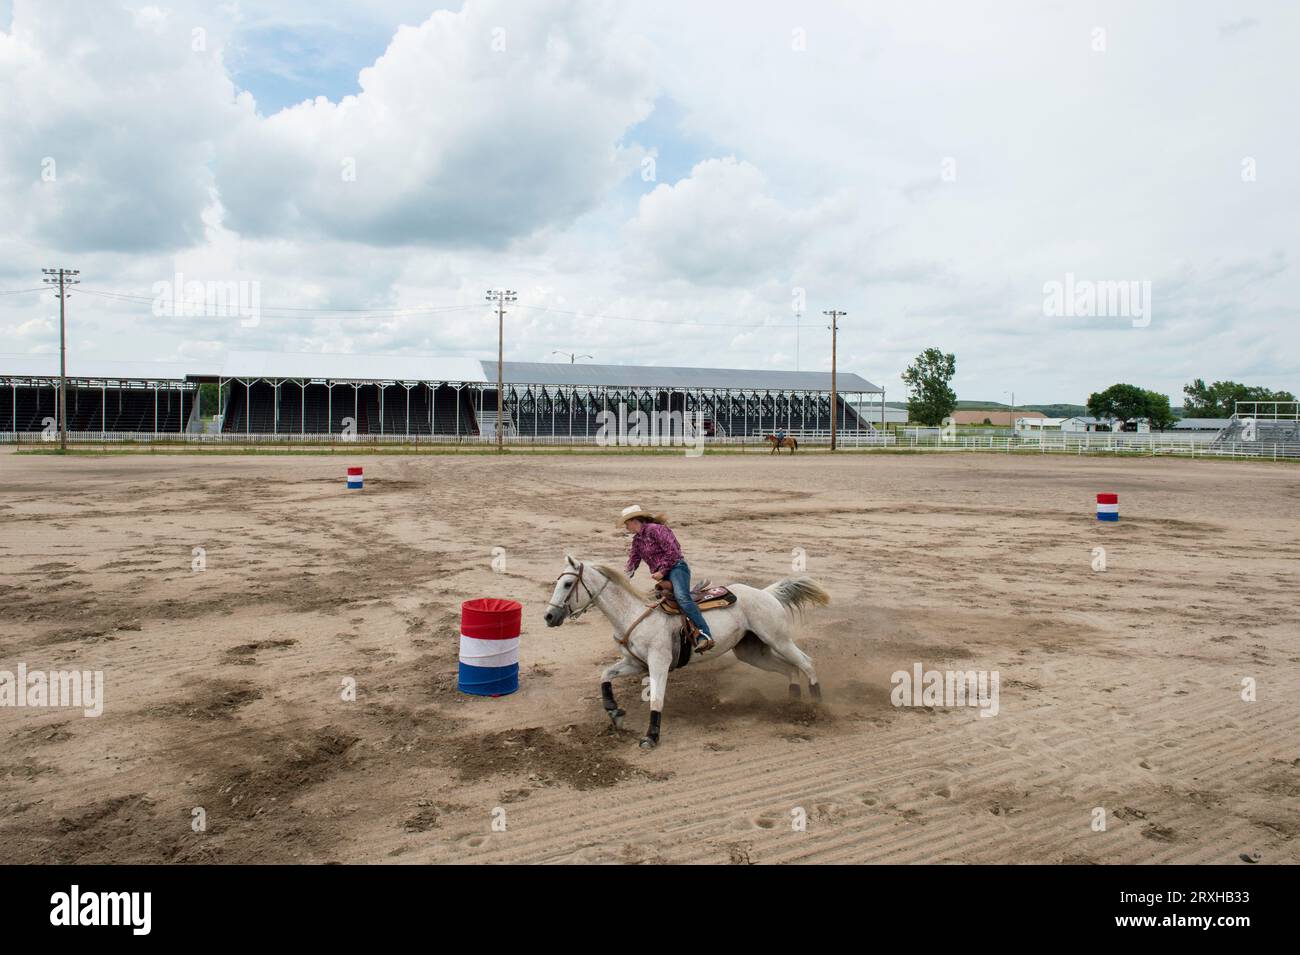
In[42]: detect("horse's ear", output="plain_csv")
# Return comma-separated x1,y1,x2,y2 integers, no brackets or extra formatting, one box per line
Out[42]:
565,553,577,567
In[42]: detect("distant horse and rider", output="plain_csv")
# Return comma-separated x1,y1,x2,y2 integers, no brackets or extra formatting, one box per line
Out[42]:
543,505,830,748
765,428,798,454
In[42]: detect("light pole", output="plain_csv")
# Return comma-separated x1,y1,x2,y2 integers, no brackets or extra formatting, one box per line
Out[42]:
823,309,845,451
485,289,517,451
1005,389,1016,442
42,267,79,451
551,351,592,364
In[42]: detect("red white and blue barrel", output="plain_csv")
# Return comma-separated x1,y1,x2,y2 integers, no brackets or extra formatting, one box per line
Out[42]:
458,598,521,696
347,466,363,490
1096,492,1119,521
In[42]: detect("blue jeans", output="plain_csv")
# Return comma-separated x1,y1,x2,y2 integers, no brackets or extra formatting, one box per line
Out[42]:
667,559,711,638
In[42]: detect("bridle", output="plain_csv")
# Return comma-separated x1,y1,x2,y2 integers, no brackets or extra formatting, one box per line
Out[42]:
548,560,657,668
548,561,609,621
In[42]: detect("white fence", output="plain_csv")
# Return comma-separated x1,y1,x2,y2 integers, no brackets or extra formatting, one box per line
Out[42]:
2,429,1296,459
0,429,890,449
888,432,1300,459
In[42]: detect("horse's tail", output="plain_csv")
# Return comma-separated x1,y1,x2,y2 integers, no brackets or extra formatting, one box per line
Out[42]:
765,577,830,613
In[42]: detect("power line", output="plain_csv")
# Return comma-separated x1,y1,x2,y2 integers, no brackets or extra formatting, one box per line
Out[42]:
78,287,477,313
0,287,49,296
58,287,826,330
73,288,481,320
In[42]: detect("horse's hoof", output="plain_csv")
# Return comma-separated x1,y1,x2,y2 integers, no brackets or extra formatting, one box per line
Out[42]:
607,708,626,729
639,736,658,749
788,684,802,701
809,683,823,703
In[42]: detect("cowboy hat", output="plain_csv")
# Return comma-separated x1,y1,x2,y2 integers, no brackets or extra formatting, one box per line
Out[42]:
616,504,666,528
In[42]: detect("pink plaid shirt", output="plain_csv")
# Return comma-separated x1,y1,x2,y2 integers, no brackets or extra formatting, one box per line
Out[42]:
625,522,683,577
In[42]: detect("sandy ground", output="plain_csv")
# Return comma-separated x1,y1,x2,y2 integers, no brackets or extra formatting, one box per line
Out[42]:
1,448,1297,865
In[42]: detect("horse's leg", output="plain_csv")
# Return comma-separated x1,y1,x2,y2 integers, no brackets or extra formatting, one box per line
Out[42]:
600,657,643,730
773,640,821,701
733,633,802,699
640,643,672,749
751,606,823,701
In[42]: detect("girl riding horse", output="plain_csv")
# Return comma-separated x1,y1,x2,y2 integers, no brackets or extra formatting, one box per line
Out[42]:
619,505,714,653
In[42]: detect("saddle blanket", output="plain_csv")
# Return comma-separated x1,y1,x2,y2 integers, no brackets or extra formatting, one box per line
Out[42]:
658,585,737,615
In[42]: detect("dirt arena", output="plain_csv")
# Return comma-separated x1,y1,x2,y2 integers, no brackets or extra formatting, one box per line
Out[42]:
1,448,1297,864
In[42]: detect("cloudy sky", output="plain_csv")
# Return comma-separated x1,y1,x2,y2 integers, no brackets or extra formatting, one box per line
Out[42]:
1,0,1296,404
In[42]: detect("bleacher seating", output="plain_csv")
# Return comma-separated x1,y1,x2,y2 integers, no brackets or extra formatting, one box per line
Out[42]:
216,383,477,435
1212,413,1300,455
1,384,191,433
202,383,874,439
706,393,867,435
431,385,476,435
8,386,56,432
222,382,275,433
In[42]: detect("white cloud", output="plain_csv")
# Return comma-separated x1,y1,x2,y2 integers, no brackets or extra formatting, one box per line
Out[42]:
214,0,656,247
0,0,1297,403
0,0,243,251
627,157,821,286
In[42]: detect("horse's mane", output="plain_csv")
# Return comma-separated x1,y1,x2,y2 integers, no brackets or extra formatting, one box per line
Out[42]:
592,563,652,600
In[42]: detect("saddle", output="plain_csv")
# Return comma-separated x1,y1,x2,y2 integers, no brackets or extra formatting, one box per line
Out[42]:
647,580,736,668
653,578,737,615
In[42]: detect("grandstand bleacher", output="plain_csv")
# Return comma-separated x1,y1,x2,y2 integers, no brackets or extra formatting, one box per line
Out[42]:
3,351,884,440
1211,402,1300,455
1,380,194,434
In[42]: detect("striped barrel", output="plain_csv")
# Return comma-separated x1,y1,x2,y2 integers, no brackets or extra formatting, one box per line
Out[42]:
1096,492,1119,521
458,598,521,697
347,466,363,490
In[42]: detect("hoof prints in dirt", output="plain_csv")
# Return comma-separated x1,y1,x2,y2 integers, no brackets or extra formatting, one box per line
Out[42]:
452,725,643,790
366,701,464,753
401,801,467,833
224,638,298,665
172,728,362,863
146,679,263,720
215,729,359,822
680,693,830,728
1,794,173,865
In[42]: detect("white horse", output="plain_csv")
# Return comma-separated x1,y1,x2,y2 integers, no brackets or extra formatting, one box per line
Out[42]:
543,555,830,748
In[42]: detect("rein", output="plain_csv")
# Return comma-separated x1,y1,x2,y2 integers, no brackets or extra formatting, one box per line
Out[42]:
551,562,654,668
549,561,609,621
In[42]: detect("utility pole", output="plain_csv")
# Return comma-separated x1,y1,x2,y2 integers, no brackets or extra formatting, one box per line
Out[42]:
485,289,516,451
795,307,802,371
823,309,845,451
42,267,80,451
551,351,592,364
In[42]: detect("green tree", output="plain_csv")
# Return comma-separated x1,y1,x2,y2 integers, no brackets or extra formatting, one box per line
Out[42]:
901,348,957,426
196,382,228,419
1087,383,1149,427
1182,379,1296,417
1142,390,1176,431
1087,383,1176,430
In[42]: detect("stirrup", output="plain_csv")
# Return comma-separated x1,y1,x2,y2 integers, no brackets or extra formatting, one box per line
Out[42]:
693,635,715,654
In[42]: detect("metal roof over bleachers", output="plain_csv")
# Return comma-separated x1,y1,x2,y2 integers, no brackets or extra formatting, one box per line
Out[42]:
219,350,485,383
0,355,193,381
215,351,880,391
489,361,881,393
3,349,881,393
